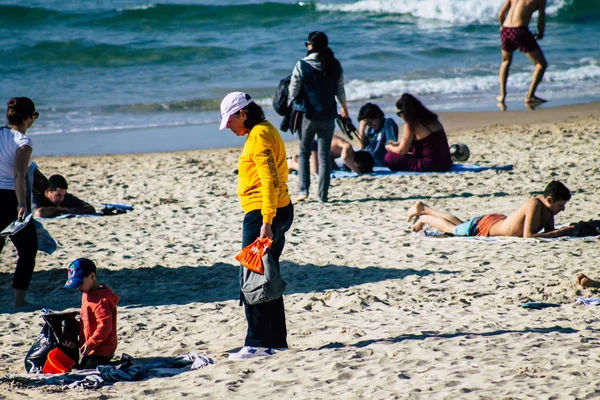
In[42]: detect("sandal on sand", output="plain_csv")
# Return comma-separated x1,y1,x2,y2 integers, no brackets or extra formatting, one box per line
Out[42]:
294,195,308,202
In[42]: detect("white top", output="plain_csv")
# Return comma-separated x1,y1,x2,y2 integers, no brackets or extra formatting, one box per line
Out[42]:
0,126,33,190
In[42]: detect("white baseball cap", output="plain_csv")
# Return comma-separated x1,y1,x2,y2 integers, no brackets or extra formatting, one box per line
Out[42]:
219,92,253,130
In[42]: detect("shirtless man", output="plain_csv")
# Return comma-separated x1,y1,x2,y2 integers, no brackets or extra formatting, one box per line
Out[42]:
407,181,573,238
497,0,548,105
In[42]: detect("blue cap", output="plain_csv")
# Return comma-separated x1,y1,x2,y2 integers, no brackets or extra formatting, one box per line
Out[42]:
64,258,96,289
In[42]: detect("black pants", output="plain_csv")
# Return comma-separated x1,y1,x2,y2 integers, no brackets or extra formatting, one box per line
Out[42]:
78,355,112,370
0,189,37,290
241,202,294,349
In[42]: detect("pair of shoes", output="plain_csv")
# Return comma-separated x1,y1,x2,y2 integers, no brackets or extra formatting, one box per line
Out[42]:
294,194,308,202
228,346,275,361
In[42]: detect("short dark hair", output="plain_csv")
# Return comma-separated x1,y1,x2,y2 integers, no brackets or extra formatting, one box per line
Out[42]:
240,94,265,131
544,180,571,201
358,103,384,121
354,151,374,174
48,174,68,191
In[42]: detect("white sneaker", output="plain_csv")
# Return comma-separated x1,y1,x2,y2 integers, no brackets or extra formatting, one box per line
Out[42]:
228,346,275,361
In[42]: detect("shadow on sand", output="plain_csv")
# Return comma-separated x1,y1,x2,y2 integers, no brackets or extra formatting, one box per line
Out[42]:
0,262,459,313
315,326,579,351
328,191,513,204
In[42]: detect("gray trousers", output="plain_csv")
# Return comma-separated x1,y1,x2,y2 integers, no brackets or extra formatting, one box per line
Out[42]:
298,117,335,202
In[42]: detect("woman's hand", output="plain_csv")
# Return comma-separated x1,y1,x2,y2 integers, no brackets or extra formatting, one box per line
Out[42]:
385,142,401,154
17,202,27,220
260,223,273,239
340,105,349,118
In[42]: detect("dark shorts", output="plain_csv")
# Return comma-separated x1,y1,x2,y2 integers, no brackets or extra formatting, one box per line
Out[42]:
500,27,540,53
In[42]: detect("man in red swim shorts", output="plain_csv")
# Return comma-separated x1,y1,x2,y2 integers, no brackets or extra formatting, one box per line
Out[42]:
497,0,548,105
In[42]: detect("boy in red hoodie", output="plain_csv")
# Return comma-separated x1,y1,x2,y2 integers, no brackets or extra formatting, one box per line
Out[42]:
64,258,120,369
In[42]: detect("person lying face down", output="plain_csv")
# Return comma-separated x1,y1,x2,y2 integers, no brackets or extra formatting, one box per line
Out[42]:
407,180,573,238
32,174,95,218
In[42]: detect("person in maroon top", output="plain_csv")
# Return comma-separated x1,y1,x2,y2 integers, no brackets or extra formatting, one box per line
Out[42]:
384,93,452,172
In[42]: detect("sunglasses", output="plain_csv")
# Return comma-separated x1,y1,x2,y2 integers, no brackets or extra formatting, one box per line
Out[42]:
32,112,39,119
304,41,311,47
396,110,403,117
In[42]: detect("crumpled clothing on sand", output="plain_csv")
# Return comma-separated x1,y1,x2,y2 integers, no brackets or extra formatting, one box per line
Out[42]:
1,352,214,389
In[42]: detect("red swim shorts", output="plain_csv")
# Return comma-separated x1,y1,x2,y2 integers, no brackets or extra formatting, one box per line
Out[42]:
500,27,540,53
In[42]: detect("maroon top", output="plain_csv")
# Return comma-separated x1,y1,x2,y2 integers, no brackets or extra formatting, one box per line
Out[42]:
384,126,452,172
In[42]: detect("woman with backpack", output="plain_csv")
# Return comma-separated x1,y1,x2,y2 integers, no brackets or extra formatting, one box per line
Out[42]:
0,97,38,308
289,31,348,203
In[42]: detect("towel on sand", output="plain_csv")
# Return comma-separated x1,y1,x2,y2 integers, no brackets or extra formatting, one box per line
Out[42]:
414,230,600,242
36,204,134,220
330,163,513,179
1,352,213,389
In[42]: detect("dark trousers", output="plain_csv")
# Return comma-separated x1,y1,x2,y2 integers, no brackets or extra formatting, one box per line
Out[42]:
78,355,113,370
298,118,335,202
0,189,37,290
241,202,294,349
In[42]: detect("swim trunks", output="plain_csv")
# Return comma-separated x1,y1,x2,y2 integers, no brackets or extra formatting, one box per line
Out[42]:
454,216,482,236
500,27,540,53
475,214,507,237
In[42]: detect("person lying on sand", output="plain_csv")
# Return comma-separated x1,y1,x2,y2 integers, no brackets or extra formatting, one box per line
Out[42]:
32,174,95,218
407,180,573,238
287,140,375,175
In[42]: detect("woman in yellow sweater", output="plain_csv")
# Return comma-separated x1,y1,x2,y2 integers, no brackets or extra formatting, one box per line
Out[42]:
219,92,294,360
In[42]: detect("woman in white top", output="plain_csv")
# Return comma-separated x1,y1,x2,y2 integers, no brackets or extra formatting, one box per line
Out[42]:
0,97,38,308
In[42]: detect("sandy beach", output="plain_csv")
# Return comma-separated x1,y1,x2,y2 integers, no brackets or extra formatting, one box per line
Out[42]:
1,103,599,399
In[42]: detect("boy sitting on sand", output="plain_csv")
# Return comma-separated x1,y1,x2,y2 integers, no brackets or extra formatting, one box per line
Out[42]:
407,180,573,238
64,258,120,369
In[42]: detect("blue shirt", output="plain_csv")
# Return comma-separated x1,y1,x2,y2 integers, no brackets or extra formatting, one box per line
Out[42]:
362,118,398,166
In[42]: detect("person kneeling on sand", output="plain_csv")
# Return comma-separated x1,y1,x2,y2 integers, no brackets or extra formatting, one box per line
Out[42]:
64,258,120,369
33,174,95,218
407,180,573,238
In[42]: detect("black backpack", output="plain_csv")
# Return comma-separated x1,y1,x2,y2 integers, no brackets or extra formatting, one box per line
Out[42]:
273,75,291,116
571,220,600,237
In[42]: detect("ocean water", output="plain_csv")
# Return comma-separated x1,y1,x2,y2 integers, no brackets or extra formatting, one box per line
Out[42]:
1,0,599,138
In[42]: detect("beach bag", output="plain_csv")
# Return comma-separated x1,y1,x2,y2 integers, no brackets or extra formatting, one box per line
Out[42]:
240,242,286,305
236,238,272,274
571,220,600,237
272,75,291,116
24,310,80,373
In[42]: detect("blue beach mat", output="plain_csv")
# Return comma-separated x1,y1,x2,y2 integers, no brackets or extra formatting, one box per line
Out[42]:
330,163,513,179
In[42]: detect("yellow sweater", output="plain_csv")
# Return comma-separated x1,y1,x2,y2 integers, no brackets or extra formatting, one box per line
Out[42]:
238,121,290,224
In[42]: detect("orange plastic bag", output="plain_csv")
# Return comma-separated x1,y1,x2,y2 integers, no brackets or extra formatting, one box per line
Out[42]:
235,238,273,275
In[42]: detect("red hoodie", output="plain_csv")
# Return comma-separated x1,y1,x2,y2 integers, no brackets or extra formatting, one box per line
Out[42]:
80,285,120,358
